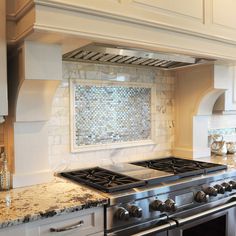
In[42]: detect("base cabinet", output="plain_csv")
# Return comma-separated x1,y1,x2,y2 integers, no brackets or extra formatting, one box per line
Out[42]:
0,207,104,236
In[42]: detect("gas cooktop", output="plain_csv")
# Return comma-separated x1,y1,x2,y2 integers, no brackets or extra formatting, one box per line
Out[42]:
60,157,236,236
60,157,227,193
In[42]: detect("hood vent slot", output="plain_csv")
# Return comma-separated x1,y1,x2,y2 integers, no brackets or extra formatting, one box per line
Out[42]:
63,43,214,69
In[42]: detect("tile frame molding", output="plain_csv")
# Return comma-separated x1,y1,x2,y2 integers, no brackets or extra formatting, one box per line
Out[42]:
70,79,157,152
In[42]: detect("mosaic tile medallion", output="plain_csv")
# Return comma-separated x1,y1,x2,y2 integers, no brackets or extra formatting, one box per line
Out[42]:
70,80,155,152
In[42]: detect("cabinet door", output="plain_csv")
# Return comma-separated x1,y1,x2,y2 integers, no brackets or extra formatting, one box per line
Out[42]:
27,207,104,236
131,0,203,23
211,0,236,30
0,0,8,115
0,225,26,236
206,0,236,44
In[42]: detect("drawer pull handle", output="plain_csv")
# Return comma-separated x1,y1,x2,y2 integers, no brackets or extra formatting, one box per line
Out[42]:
50,220,84,232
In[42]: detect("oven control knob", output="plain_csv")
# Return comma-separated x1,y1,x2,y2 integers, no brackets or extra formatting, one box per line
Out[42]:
149,200,165,212
128,205,143,218
195,191,209,203
204,186,218,196
229,181,236,189
214,184,225,194
115,207,129,221
222,182,233,192
164,199,177,212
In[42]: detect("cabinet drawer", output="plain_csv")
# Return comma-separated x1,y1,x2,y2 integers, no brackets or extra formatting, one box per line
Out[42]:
27,207,104,236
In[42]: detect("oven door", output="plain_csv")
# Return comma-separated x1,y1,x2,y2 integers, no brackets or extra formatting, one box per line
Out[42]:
106,219,177,236
107,197,236,236
169,197,236,236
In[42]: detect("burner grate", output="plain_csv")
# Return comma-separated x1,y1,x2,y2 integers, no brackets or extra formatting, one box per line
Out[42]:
132,157,227,178
61,167,145,192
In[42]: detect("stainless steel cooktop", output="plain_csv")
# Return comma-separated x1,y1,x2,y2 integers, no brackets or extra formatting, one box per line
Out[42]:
60,157,236,236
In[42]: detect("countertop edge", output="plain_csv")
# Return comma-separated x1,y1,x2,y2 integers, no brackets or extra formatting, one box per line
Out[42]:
0,198,108,229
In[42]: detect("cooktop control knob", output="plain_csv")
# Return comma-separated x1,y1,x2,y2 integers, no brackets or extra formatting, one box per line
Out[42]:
149,200,165,212
229,180,236,189
195,191,209,203
222,182,233,192
115,207,129,221
128,205,143,218
204,186,218,196
164,199,177,212
214,184,225,194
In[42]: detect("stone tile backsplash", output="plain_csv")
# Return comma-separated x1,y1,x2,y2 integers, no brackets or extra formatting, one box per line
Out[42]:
47,62,175,171
208,115,236,142
72,83,152,147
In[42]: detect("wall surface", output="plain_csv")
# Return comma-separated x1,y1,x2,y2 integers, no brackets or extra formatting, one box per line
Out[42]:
209,114,236,129
47,62,175,172
208,115,236,142
0,124,4,146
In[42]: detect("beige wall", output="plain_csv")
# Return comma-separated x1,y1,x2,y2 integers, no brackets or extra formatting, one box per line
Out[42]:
0,124,4,146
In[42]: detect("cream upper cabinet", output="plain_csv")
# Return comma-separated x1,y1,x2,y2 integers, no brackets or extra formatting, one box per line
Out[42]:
6,0,236,63
29,0,236,44
206,0,236,43
36,0,205,35
128,0,205,32
0,0,8,116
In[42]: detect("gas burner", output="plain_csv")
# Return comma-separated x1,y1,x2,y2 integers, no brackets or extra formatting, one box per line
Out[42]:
132,157,227,178
61,167,145,193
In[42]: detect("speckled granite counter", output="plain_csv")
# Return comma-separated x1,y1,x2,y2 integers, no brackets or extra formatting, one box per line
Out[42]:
0,177,108,229
191,154,236,168
1,155,235,230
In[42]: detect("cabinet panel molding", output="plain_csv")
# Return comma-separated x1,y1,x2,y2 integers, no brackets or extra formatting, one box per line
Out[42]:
212,0,236,30
133,0,203,21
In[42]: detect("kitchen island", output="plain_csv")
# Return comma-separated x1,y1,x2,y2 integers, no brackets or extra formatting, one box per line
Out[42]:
0,177,108,235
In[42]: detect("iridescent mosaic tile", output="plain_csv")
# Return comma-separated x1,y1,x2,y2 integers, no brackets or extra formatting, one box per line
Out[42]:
71,82,152,149
208,128,236,136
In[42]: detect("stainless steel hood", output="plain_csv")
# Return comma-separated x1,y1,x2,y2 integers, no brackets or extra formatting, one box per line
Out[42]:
63,43,214,69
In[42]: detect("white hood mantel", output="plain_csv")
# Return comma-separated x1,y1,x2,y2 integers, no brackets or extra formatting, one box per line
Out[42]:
12,42,61,122
6,0,236,187
8,41,61,187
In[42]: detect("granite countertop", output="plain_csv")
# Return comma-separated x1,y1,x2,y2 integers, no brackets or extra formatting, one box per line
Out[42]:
1,155,235,230
195,154,236,168
0,177,108,229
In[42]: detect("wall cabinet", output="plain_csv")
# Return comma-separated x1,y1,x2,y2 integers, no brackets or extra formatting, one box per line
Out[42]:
0,0,8,116
0,207,104,236
27,0,236,45
6,0,236,62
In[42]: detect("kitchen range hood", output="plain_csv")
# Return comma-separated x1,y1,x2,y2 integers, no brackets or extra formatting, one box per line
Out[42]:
63,43,214,69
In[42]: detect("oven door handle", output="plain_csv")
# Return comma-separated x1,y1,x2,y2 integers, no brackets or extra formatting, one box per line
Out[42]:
131,220,177,236
176,197,236,226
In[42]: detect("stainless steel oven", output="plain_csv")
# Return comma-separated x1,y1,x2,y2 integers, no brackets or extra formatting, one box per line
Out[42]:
120,196,236,236
169,196,236,236
60,157,236,236
107,197,236,236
